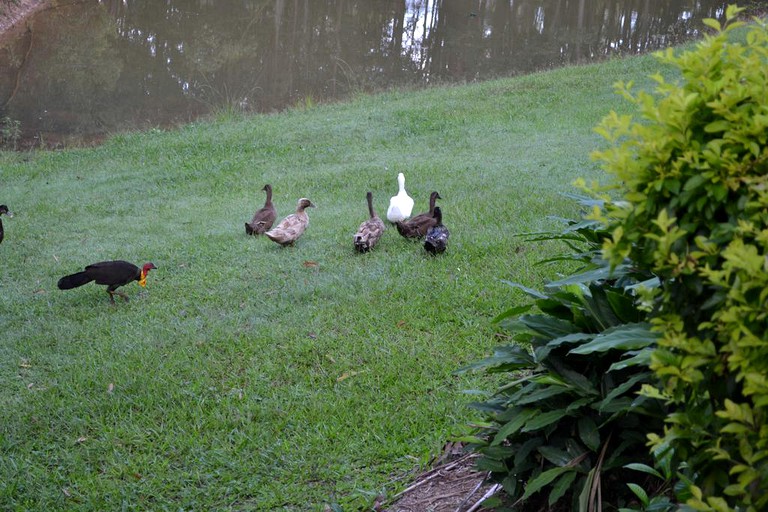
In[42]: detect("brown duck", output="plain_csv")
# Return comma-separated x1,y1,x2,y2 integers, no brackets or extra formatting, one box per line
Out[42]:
265,198,315,246
354,191,385,253
395,191,441,239
245,184,277,235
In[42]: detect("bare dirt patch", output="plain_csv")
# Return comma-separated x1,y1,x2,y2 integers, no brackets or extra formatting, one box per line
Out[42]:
385,444,500,512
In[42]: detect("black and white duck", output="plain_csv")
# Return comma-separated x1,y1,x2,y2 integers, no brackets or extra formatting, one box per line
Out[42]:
424,207,449,255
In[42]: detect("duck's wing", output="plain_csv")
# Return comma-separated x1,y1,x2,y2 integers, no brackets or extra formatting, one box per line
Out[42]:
386,203,401,222
355,217,385,251
269,214,308,240
398,193,414,218
396,214,436,238
251,205,277,225
248,205,277,234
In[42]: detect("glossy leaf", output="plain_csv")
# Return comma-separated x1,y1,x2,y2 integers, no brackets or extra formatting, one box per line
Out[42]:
549,471,579,506
607,348,652,372
597,373,649,412
624,462,664,480
520,314,578,338
455,345,534,373
568,323,655,354
491,304,534,324
492,409,537,446
514,385,572,406
547,332,595,348
499,280,547,299
578,416,600,451
514,437,544,468
522,466,573,500
522,409,569,431
538,445,573,467
627,483,650,506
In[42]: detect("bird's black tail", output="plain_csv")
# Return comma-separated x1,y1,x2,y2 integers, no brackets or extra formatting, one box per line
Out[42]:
57,271,93,290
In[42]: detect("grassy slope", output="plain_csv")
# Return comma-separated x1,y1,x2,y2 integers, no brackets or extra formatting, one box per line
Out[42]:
0,51,668,510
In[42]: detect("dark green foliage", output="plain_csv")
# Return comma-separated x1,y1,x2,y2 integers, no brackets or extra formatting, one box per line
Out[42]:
459,214,667,510
592,7,768,510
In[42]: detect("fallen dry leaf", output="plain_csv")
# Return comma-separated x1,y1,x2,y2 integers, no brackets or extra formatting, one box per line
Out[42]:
303,260,318,268
75,436,88,444
62,488,71,497
337,369,366,382
107,383,114,394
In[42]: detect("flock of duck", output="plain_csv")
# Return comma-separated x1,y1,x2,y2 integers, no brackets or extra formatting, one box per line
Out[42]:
244,172,450,254
0,173,449,304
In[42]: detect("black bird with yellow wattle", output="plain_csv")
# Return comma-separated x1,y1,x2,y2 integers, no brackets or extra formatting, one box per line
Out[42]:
57,260,157,304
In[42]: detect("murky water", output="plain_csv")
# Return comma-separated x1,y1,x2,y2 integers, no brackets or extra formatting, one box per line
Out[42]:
0,0,753,148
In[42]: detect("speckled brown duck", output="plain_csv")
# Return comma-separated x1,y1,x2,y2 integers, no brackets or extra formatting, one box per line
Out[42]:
245,184,277,235
265,198,315,246
354,191,385,253
395,191,441,239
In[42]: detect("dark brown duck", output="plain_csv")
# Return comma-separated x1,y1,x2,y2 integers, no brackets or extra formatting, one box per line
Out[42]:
396,191,441,239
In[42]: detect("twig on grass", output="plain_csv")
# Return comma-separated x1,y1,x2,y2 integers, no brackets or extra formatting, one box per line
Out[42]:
390,453,476,501
465,483,502,512
453,472,490,512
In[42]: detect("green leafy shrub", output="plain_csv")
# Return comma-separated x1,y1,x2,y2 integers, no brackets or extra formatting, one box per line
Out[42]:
591,7,768,510
458,213,668,510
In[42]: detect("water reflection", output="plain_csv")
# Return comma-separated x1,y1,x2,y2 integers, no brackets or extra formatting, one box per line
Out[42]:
0,0,747,147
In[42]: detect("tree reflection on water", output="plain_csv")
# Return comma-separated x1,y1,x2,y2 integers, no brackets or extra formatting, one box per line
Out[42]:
0,0,738,147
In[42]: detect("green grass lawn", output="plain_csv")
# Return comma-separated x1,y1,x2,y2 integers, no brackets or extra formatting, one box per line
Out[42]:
0,51,670,510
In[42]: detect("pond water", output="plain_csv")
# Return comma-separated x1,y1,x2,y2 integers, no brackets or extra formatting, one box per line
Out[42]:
0,0,750,148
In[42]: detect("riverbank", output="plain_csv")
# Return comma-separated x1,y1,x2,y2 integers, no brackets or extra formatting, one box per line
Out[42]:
0,0,48,34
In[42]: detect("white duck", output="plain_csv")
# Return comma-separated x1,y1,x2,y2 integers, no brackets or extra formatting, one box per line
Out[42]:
386,172,414,223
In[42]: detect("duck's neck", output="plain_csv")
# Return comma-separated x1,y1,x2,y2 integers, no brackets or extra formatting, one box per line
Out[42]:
367,194,376,219
398,174,406,192
264,187,272,206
